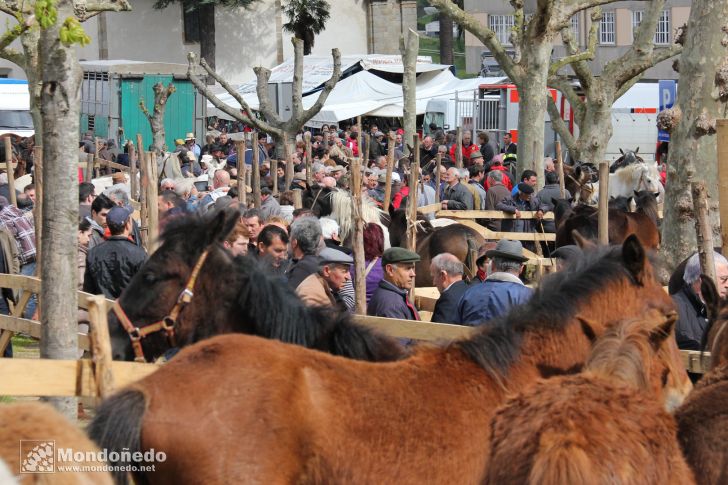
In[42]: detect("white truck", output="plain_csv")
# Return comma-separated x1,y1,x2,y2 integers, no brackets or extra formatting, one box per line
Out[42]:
0,79,34,138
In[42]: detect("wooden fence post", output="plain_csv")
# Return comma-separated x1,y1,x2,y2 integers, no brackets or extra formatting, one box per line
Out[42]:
363,133,371,164
598,161,609,245
455,127,463,168
717,120,728,255
350,157,366,314
692,181,717,286
357,116,362,160
235,140,246,206
252,131,262,209
435,153,442,203
292,189,302,209
406,135,420,251
383,147,395,213
128,141,138,201
87,296,115,400
3,137,16,207
555,140,565,199
271,158,279,196
137,141,148,248
147,152,159,253
304,131,312,185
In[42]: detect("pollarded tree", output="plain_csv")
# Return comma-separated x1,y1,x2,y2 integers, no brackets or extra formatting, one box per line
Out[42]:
546,0,682,164
659,0,728,270
430,0,635,185
188,37,341,188
139,82,176,155
153,0,260,69
282,0,330,55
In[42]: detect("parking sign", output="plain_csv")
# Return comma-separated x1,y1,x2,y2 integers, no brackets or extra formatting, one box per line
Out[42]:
658,80,676,142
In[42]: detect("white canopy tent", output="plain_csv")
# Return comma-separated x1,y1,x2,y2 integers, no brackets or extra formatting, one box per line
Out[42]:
206,54,501,126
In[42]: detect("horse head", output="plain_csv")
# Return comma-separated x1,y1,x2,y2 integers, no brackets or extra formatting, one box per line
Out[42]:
109,208,240,361
611,147,644,173
582,309,691,412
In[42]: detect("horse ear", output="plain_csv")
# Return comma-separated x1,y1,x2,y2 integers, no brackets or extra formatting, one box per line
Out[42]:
700,274,720,323
635,147,640,154
571,230,596,250
648,312,677,351
208,207,239,245
634,190,639,197
576,316,598,344
620,148,625,155
621,234,646,284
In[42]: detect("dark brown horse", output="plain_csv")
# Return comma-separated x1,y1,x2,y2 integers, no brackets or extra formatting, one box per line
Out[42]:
387,208,485,286
555,192,660,250
676,277,728,485
89,236,676,484
108,209,404,363
486,310,693,484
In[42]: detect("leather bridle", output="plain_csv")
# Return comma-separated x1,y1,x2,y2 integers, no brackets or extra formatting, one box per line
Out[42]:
113,249,210,362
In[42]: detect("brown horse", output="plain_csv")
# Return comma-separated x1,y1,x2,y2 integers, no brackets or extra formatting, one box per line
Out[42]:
555,197,660,250
485,310,693,485
108,209,404,363
0,402,113,484
89,236,677,484
387,208,485,286
676,276,728,485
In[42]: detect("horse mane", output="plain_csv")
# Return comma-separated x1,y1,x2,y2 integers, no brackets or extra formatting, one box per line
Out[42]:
329,190,384,242
453,246,639,382
584,313,672,391
634,190,659,226
227,254,405,361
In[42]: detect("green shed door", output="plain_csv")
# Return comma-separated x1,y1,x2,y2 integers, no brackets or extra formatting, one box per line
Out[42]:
120,76,195,152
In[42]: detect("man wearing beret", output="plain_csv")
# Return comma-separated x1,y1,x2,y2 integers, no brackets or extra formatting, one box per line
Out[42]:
296,248,352,310
367,247,420,320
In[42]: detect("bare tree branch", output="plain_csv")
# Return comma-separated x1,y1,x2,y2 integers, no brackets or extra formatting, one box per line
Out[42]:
252,65,276,122
430,0,521,82
509,0,524,63
0,13,30,53
549,19,598,76
299,47,341,122
547,95,576,151
548,74,585,125
290,37,304,123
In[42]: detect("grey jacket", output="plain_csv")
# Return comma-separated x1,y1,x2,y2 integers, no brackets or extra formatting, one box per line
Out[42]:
443,182,474,210
536,183,571,232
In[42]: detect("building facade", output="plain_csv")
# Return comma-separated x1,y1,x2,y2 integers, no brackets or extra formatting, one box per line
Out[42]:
0,0,416,83
464,0,690,80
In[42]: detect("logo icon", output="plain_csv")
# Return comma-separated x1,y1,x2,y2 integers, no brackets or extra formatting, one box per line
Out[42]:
20,440,55,473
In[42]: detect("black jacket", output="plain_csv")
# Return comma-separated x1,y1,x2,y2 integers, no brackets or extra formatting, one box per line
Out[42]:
286,254,321,289
431,280,468,324
83,236,147,299
673,285,708,351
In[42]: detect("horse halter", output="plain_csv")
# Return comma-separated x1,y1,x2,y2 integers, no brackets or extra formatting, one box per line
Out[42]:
113,248,211,363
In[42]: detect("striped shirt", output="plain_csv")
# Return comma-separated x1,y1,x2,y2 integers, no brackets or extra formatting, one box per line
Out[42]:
0,205,36,265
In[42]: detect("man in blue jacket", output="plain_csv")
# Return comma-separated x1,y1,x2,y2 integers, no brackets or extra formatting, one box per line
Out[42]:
456,239,533,325
368,247,420,320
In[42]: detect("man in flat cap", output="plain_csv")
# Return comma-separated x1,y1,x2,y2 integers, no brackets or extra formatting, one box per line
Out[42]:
456,239,533,325
296,247,352,310
368,247,420,320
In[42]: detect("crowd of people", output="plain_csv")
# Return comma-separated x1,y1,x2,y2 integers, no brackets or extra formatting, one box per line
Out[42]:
0,122,717,364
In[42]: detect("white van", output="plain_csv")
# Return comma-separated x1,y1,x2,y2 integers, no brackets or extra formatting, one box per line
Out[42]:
0,79,34,138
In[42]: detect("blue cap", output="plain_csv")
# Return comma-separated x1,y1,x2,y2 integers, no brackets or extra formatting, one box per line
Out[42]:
106,206,132,226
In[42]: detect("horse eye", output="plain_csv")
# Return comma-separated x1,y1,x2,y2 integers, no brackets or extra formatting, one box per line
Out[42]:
144,272,157,284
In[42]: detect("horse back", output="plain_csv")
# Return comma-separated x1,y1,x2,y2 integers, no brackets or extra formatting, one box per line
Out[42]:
133,334,501,484
486,375,694,485
676,366,728,485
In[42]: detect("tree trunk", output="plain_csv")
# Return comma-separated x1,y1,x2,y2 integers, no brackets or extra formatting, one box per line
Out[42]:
198,3,216,70
661,0,728,271
575,84,614,163
39,0,83,420
142,82,175,156
400,29,419,156
439,13,453,65
516,40,551,186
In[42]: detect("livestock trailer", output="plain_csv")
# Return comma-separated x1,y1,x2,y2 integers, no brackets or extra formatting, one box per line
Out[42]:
79,60,206,151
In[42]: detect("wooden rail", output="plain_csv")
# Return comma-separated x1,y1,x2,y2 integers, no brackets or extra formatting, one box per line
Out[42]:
437,210,555,220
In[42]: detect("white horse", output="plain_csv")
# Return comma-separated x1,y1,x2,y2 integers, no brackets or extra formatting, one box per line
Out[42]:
329,190,390,249
584,162,663,205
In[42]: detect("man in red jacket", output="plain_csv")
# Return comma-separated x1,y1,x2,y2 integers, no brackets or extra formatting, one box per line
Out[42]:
449,130,480,164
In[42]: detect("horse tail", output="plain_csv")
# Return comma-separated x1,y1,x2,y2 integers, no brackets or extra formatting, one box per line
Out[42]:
87,389,147,485
528,430,595,485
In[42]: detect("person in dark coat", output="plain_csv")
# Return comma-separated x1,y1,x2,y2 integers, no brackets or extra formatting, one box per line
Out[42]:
673,251,728,350
497,183,550,252
368,247,420,320
536,171,572,233
83,206,147,299
484,170,511,231
286,216,323,289
429,253,468,324
457,240,533,325
441,167,474,210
